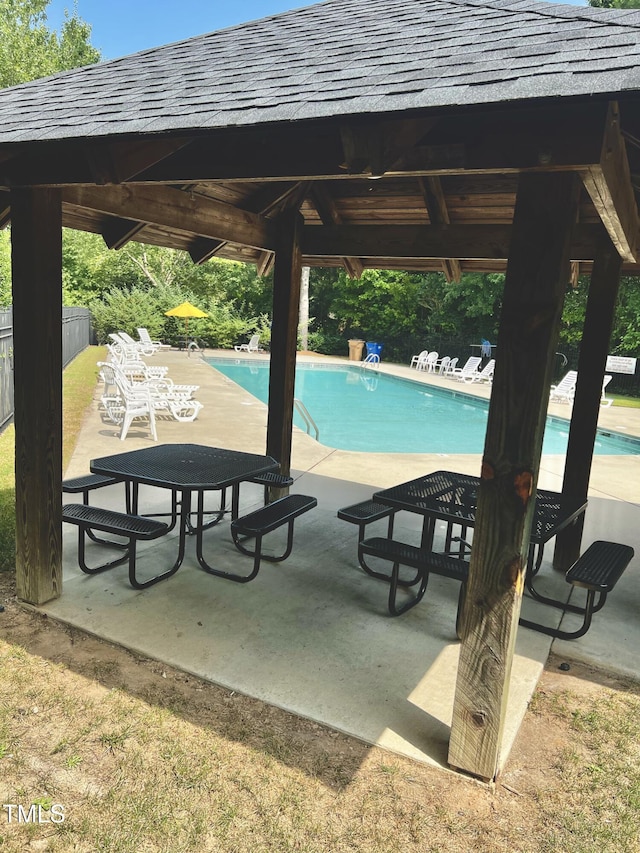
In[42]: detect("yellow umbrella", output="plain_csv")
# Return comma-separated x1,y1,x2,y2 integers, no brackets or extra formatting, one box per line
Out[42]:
165,301,208,350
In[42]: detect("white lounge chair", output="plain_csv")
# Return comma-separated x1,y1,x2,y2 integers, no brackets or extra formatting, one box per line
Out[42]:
451,356,482,382
462,358,495,384
106,344,170,381
99,362,203,429
549,370,577,404
137,327,170,351
117,330,157,357
601,375,613,407
234,334,261,353
98,362,158,441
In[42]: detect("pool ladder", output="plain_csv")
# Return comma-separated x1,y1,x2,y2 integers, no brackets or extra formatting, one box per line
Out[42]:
293,398,319,441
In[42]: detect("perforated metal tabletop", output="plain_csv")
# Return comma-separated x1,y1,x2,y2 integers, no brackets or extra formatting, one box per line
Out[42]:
91,443,278,491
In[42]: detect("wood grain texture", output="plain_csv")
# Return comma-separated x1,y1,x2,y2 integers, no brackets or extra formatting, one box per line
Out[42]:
266,211,303,477
448,172,581,781
11,188,62,605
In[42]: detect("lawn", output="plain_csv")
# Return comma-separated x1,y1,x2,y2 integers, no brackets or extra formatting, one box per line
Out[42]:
0,346,105,572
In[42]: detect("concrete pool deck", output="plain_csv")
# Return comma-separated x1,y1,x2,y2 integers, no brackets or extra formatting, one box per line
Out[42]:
48,347,640,775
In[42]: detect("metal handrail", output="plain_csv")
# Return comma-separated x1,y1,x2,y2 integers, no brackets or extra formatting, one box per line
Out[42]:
293,398,319,441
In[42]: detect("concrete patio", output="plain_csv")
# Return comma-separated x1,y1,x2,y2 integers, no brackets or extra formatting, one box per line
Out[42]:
47,347,640,774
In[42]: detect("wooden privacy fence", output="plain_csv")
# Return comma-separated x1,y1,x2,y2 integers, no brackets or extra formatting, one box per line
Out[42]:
0,306,93,431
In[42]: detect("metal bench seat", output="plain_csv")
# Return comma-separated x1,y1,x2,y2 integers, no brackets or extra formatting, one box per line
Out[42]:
338,500,396,543
358,536,469,617
63,472,132,546
201,494,317,583
62,504,172,590
522,540,634,640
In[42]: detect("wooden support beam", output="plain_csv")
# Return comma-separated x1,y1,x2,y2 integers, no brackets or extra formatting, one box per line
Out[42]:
11,187,63,605
62,185,276,251
257,251,275,277
301,222,603,262
266,211,303,477
581,103,640,263
0,102,621,188
122,102,613,184
1,136,194,187
188,237,226,265
441,257,463,283
417,176,462,282
0,188,9,228
449,172,581,782
101,217,146,250
310,184,364,278
553,231,623,571
187,183,307,265
569,261,580,289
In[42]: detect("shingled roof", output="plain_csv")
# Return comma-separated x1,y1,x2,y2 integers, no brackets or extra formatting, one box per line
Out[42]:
1,0,640,144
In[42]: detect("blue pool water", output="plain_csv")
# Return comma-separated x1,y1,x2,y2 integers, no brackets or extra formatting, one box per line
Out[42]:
207,358,640,455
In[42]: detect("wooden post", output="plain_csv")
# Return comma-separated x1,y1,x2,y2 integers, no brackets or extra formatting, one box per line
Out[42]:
553,231,622,570
448,172,581,782
11,188,63,604
266,210,303,478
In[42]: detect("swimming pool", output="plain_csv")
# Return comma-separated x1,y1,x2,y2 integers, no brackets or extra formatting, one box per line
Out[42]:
207,358,640,456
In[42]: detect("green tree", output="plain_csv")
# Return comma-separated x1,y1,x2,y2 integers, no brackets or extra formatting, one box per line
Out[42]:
0,0,100,88
588,0,640,7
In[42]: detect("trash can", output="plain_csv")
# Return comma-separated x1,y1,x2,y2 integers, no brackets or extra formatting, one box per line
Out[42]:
348,339,365,361
365,342,383,359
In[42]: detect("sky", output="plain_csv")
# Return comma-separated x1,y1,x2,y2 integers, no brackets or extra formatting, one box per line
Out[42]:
45,0,588,61
45,1,314,59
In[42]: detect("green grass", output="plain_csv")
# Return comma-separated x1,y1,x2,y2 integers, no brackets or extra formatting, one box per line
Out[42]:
533,685,640,852
0,346,105,571
610,394,640,408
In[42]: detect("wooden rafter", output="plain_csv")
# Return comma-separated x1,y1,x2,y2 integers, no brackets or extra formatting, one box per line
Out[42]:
188,237,226,265
310,184,364,278
569,261,580,289
187,182,308,265
102,218,147,250
417,176,462,282
257,251,275,277
0,192,9,229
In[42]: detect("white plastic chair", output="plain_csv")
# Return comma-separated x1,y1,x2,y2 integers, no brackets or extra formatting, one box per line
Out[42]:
416,351,438,372
410,349,429,368
444,357,459,376
600,375,613,407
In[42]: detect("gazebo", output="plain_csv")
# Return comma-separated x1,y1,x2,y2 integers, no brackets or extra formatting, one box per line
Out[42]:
1,0,639,781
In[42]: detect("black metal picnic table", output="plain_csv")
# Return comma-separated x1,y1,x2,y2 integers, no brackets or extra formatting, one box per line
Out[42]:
91,443,278,578
373,469,587,574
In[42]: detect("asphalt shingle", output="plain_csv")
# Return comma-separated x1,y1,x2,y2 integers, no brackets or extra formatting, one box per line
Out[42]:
0,0,639,144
